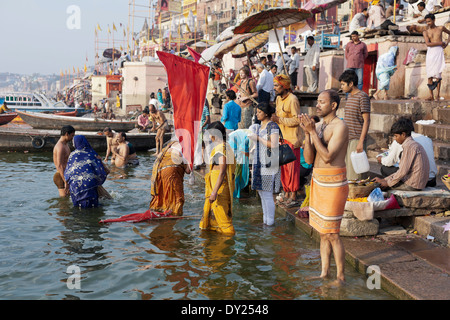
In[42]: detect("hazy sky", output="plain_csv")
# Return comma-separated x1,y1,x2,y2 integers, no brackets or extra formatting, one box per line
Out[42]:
0,0,152,75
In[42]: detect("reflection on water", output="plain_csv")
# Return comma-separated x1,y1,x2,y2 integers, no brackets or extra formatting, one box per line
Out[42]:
0,152,394,300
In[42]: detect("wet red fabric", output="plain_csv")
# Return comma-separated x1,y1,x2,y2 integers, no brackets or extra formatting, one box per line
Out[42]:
156,51,210,169
99,209,172,223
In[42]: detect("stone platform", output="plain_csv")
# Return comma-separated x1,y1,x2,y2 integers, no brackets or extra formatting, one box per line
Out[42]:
193,167,450,300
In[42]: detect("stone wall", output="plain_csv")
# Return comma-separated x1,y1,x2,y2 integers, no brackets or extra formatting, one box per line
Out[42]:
121,61,168,116
297,49,345,92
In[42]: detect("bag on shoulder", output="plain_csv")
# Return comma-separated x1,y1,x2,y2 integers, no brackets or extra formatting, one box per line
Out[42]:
265,125,296,167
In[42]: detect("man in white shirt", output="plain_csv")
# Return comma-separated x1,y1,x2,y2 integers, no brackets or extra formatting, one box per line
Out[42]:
367,2,398,32
349,8,369,34
276,52,291,75
256,63,274,104
149,92,161,110
425,0,439,13
407,2,429,33
377,131,438,187
288,47,300,90
303,36,320,93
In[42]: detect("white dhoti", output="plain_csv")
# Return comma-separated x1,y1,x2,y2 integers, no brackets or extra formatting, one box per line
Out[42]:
426,46,445,79
304,66,318,93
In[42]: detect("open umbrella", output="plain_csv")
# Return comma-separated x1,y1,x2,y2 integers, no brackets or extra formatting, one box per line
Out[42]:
199,41,226,63
302,0,348,29
213,34,255,59
216,26,236,42
102,48,122,60
233,8,312,74
302,0,348,13
231,31,269,58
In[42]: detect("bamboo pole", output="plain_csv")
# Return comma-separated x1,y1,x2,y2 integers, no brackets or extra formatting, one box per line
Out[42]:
393,0,396,24
273,24,289,75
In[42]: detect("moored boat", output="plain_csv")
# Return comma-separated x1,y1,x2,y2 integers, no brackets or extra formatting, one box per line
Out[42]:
0,125,171,151
53,110,78,117
1,92,75,112
16,110,137,132
0,113,18,126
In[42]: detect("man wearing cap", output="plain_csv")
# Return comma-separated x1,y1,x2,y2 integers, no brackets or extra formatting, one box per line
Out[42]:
271,74,302,207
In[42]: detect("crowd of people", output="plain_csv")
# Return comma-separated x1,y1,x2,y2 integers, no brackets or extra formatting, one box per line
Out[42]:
51,7,443,284
346,3,449,101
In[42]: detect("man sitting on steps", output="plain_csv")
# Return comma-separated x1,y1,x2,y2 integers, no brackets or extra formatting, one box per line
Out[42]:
373,117,430,191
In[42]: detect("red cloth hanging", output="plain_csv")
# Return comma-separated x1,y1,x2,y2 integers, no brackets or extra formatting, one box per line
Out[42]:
156,51,210,169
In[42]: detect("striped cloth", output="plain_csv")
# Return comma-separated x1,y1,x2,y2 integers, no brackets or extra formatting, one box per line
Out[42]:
309,167,349,234
344,90,371,140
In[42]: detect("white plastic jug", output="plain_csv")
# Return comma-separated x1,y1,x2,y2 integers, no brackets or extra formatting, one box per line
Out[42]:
350,150,370,174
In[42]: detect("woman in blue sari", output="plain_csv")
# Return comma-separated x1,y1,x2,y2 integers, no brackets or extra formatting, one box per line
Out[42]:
64,135,109,208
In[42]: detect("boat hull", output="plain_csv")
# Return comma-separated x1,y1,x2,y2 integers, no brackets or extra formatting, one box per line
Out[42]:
0,113,18,126
9,106,78,113
17,110,137,132
0,126,171,152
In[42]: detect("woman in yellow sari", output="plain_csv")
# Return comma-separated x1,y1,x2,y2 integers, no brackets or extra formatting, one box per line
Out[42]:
149,140,191,216
199,121,236,235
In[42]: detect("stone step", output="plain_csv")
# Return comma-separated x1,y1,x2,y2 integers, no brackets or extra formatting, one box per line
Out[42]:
370,100,422,118
366,130,390,151
432,107,450,124
414,123,450,142
413,216,450,247
370,100,449,119
369,113,400,132
433,140,450,160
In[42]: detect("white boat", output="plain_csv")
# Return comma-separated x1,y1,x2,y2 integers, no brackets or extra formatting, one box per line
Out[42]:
0,92,76,113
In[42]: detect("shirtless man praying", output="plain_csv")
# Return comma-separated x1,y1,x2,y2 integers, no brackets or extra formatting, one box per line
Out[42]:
53,125,75,197
423,13,450,101
149,104,169,155
298,90,349,286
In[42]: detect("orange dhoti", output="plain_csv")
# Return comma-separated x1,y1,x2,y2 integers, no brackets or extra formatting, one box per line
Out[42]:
149,142,187,216
309,167,349,234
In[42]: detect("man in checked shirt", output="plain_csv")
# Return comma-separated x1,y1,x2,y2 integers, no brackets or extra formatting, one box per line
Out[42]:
373,117,430,191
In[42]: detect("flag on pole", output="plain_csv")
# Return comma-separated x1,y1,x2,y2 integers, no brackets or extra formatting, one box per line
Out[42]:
156,51,210,169
108,25,111,34
84,64,87,73
113,23,117,32
97,23,102,31
187,47,201,63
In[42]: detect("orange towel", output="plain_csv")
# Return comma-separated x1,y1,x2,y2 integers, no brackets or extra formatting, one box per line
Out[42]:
309,167,349,234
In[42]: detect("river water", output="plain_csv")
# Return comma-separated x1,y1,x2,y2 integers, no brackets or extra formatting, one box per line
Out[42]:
0,151,393,300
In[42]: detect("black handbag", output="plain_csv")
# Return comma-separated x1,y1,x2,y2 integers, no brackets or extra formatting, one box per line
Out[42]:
265,125,297,167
